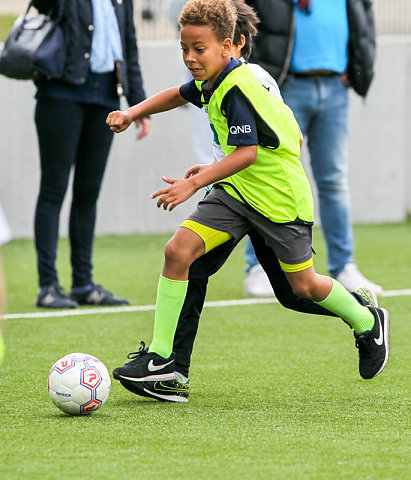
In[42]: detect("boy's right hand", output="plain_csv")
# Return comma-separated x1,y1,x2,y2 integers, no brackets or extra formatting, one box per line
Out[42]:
106,110,132,133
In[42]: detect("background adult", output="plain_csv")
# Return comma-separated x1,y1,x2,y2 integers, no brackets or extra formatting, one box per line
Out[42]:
244,0,382,295
32,0,150,308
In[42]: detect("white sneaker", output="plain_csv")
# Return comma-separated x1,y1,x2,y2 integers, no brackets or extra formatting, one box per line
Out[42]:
244,264,275,297
335,263,383,296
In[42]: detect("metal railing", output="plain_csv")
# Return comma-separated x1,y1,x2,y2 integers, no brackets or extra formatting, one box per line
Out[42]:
133,0,411,41
134,0,183,41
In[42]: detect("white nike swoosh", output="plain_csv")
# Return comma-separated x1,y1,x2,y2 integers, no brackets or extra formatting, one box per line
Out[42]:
148,359,174,372
374,314,384,346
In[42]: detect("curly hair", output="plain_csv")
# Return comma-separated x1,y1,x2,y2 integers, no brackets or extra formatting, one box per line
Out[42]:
231,0,259,61
179,0,238,42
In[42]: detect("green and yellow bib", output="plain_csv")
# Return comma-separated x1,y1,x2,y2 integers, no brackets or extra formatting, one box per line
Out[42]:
196,64,314,224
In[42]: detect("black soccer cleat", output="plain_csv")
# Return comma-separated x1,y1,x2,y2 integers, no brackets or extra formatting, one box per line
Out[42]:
354,307,390,379
119,378,154,399
120,376,190,403
143,377,189,403
112,341,175,382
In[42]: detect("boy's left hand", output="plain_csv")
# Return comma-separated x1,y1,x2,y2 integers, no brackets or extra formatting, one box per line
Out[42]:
151,177,198,211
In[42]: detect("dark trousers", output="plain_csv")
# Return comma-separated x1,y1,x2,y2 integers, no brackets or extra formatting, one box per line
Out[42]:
34,97,114,288
173,229,336,377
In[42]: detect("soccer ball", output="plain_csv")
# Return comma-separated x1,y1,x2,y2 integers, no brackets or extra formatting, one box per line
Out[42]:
48,353,111,416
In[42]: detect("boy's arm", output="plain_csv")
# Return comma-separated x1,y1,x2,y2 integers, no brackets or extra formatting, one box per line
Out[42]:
188,146,256,188
106,87,187,133
184,161,216,179
152,87,261,211
152,145,257,211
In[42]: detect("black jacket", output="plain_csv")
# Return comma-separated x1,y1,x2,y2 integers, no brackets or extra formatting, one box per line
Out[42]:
246,0,376,97
32,0,146,105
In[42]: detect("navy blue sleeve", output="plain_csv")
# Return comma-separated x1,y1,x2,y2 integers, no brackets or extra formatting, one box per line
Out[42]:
124,0,147,106
224,90,258,146
179,80,203,109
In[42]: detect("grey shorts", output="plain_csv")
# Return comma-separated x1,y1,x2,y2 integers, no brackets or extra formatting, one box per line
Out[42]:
187,187,313,267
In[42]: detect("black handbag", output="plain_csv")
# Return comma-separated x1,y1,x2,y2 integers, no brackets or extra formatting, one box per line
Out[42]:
0,0,66,80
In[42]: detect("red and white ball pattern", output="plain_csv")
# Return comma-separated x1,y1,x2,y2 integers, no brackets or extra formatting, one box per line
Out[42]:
48,353,111,416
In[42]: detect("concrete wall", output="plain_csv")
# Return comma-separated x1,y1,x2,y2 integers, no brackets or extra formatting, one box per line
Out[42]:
0,37,410,239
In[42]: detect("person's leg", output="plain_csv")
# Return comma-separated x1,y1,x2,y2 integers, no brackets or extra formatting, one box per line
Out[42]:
119,237,238,400
283,77,382,293
173,239,237,377
280,76,314,142
113,188,249,385
285,266,389,379
305,76,353,277
243,235,274,297
173,222,376,380
34,98,84,288
69,104,114,288
150,222,233,358
285,267,374,331
262,218,374,334
250,229,378,328
172,276,208,377
68,105,128,306
249,212,387,378
248,230,336,316
283,76,352,275
113,207,241,384
244,236,259,270
112,227,205,383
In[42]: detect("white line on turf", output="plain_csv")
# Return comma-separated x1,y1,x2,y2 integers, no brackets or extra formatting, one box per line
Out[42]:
4,289,411,321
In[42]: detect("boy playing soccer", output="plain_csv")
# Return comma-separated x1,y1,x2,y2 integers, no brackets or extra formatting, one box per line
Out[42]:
116,0,379,403
107,0,389,398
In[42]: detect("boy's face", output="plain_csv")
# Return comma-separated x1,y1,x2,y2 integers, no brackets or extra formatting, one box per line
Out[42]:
180,25,232,85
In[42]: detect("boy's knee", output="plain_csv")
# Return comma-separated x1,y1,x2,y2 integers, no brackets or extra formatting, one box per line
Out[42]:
164,239,181,262
165,239,197,266
291,282,313,300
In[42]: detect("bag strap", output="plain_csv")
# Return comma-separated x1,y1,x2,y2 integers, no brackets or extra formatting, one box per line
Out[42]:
22,1,53,22
17,0,66,37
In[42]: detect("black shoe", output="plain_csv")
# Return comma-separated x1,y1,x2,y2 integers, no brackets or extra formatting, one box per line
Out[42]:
119,378,154,399
113,341,175,382
143,377,190,403
36,285,78,309
354,307,390,379
120,376,190,403
70,284,129,306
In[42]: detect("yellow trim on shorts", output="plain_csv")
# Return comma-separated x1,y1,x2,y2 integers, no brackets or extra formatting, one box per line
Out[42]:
279,257,313,273
180,219,232,254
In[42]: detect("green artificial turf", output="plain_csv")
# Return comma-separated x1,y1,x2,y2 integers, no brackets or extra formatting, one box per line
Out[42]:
0,14,17,42
1,224,410,479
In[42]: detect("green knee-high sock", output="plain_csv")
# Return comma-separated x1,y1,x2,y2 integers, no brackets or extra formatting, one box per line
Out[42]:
315,279,375,333
149,275,188,359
